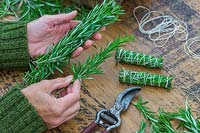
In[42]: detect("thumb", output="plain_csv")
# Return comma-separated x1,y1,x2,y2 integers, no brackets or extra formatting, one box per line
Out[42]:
45,11,77,25
71,80,81,94
58,80,81,108
47,76,74,93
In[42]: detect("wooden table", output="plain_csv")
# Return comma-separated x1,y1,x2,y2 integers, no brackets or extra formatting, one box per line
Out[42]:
0,0,199,132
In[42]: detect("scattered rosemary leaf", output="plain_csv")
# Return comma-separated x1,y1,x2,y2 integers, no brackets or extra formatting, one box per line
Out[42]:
133,98,177,133
153,109,176,133
136,120,147,133
133,98,200,133
133,98,158,123
162,102,200,133
72,35,134,80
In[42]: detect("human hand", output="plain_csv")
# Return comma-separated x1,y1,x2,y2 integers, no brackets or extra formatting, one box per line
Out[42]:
27,11,105,58
21,76,81,129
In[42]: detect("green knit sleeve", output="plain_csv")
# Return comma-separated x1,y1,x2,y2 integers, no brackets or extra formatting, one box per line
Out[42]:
0,22,30,70
0,85,47,133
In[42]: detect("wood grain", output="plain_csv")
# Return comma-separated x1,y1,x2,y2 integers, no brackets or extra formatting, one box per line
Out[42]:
0,0,199,133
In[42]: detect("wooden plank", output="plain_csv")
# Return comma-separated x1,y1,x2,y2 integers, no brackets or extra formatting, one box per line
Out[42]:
0,0,199,132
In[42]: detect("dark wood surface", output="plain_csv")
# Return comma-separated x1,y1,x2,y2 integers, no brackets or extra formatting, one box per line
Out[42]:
0,0,199,132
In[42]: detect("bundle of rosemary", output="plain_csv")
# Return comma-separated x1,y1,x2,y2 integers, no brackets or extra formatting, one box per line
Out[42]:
133,98,200,133
0,0,64,21
115,48,163,68
119,69,173,89
23,0,123,86
72,36,134,80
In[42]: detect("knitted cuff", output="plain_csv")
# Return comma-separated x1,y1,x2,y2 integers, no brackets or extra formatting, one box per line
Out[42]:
0,85,47,133
0,22,30,69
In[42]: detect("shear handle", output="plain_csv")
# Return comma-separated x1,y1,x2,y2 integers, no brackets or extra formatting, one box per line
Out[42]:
81,121,110,133
81,121,98,133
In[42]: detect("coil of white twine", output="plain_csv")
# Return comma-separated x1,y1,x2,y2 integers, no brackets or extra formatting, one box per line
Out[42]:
133,6,200,59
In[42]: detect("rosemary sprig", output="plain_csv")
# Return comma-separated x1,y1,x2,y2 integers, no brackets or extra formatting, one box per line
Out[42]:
153,109,177,133
176,105,200,133
22,0,123,86
115,48,163,68
133,98,158,123
136,120,147,133
119,69,173,89
0,0,64,21
72,36,134,80
133,98,177,133
162,102,200,133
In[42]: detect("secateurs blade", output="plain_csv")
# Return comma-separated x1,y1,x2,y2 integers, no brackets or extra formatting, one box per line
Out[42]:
81,86,141,133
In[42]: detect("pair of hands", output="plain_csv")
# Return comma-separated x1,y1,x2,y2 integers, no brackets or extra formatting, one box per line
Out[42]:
22,11,104,129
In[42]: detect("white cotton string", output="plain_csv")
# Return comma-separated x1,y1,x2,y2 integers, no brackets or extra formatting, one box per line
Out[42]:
133,6,200,58
184,37,200,59
133,6,191,50
174,21,189,41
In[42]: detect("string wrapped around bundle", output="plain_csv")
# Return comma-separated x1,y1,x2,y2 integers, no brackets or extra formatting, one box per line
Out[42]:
115,48,163,68
119,69,173,89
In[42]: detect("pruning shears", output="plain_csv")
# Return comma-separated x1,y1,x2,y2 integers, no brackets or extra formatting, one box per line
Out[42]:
81,87,141,133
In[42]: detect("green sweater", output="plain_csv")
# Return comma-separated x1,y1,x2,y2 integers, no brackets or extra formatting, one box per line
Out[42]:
0,22,47,132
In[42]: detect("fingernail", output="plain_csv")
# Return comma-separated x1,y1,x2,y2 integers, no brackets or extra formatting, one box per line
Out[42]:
65,75,73,82
78,80,82,86
74,79,81,86
71,10,77,14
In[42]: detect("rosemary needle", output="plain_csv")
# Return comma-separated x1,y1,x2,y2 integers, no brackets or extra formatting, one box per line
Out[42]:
136,120,147,133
